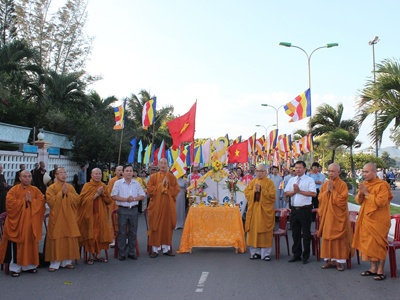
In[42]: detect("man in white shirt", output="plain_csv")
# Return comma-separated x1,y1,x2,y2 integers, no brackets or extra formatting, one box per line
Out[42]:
285,161,317,264
377,168,384,180
111,165,145,261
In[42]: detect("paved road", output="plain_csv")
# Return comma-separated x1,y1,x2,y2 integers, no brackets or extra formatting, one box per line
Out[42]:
2,215,400,300
389,183,400,205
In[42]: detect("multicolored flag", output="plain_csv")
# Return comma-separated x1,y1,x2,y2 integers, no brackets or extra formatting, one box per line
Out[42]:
301,134,314,153
142,97,157,129
233,136,242,144
247,133,257,155
277,134,292,152
264,129,278,152
284,89,311,122
171,148,188,178
113,98,126,130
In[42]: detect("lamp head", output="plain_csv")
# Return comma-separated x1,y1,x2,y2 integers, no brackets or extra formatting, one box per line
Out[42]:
279,42,292,47
369,36,379,45
326,43,338,48
256,125,261,127
261,104,268,107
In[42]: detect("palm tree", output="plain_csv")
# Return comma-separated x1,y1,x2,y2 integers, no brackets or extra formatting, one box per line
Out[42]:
0,39,43,106
88,91,117,113
310,103,347,163
357,58,400,148
328,120,362,180
292,129,308,141
127,89,174,147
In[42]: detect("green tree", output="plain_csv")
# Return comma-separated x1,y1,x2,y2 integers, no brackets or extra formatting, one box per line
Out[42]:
357,58,400,147
381,151,396,168
310,103,346,163
127,89,174,148
343,153,386,170
389,128,400,149
328,120,362,180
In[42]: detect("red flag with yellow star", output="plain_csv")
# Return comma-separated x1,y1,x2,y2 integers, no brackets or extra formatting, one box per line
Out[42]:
228,141,248,163
166,101,197,148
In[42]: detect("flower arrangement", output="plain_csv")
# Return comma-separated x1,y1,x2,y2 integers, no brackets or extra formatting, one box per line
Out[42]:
212,160,223,173
225,176,240,193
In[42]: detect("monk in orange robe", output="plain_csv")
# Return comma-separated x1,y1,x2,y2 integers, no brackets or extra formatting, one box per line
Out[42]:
245,164,276,261
318,163,354,271
107,165,123,245
147,158,180,257
45,168,80,271
0,170,46,277
77,168,113,264
352,163,393,281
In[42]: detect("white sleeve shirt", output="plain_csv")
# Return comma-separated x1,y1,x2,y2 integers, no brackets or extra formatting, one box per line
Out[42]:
111,178,145,208
284,174,316,207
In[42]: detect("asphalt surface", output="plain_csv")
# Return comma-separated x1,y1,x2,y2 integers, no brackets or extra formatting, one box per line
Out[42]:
1,215,400,300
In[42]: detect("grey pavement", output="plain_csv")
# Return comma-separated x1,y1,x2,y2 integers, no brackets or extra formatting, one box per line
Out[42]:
1,215,400,300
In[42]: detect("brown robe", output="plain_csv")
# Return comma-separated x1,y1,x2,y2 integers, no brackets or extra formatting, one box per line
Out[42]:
77,179,113,253
45,182,81,262
352,178,393,261
244,176,276,248
0,184,45,266
318,177,354,260
146,172,180,247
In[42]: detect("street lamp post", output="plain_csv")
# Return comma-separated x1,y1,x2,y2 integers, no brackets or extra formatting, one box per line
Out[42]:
369,36,379,157
256,124,277,137
260,104,285,130
279,42,338,166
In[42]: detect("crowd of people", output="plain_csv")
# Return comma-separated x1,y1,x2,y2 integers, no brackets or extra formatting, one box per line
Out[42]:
0,159,395,281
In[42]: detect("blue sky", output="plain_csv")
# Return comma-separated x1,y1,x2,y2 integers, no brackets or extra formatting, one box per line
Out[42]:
65,0,399,148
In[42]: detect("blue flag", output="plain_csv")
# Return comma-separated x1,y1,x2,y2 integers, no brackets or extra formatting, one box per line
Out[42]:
137,140,143,163
150,144,156,164
128,138,137,164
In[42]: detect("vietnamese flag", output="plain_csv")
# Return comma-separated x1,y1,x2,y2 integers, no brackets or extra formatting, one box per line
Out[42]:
228,141,249,163
166,101,197,148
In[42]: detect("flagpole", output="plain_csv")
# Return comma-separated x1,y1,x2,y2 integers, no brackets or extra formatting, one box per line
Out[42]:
117,128,124,165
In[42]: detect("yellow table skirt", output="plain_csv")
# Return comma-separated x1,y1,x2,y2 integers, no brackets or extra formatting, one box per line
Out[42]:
177,206,246,253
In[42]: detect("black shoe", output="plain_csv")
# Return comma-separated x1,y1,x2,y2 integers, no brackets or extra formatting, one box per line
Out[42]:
250,253,262,260
302,259,310,264
288,256,302,262
119,256,126,261
263,256,271,261
128,254,137,260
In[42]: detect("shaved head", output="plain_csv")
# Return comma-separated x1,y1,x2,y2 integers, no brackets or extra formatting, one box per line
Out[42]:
329,163,340,172
21,170,31,176
327,163,340,180
364,162,377,172
92,168,101,174
159,158,168,164
91,168,102,182
159,158,168,173
256,164,266,171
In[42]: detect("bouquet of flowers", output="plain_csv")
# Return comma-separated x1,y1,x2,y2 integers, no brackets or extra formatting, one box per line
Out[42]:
212,161,223,173
225,177,240,193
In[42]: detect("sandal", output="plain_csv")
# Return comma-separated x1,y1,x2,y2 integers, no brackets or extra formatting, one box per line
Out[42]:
61,265,74,269
23,268,38,273
336,263,344,271
249,254,261,260
10,271,20,277
48,268,56,272
361,270,377,276
374,274,386,281
94,257,108,263
322,262,335,269
263,256,271,261
87,259,94,265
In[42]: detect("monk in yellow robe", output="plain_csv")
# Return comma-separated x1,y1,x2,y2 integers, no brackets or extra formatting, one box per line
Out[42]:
107,165,123,245
352,163,393,281
147,158,180,257
318,163,354,271
45,168,80,271
244,164,276,261
0,170,45,277
77,168,113,264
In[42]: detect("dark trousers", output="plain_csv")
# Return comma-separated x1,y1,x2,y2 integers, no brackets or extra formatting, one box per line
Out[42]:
312,188,320,221
117,206,138,258
290,207,312,260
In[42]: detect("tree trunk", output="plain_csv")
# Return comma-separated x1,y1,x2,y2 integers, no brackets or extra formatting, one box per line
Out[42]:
331,149,336,163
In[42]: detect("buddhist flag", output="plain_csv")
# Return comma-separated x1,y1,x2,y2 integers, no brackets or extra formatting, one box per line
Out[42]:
142,97,157,129
247,133,256,155
113,98,126,130
171,148,188,178
167,101,197,148
284,89,311,122
171,146,179,162
292,139,303,157
233,136,242,145
127,138,137,164
228,141,248,163
264,129,278,152
277,134,292,152
301,134,314,153
279,180,285,190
